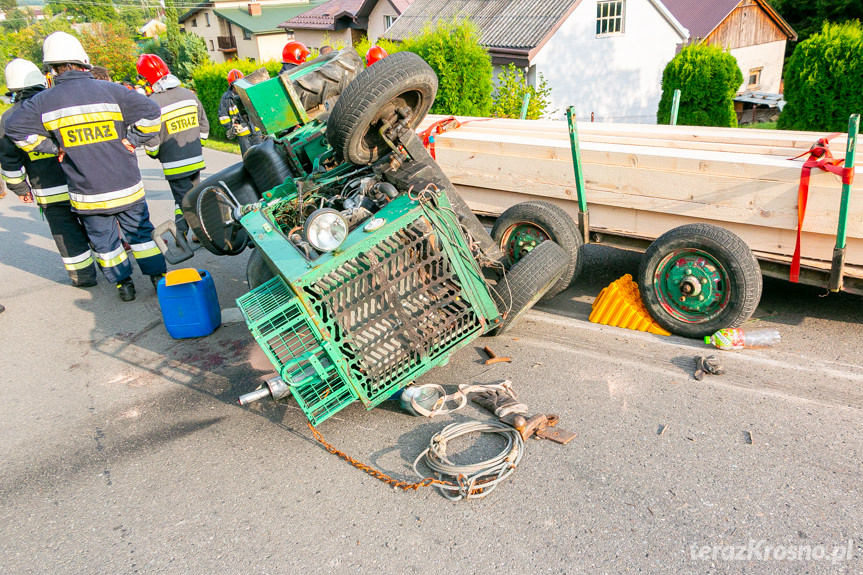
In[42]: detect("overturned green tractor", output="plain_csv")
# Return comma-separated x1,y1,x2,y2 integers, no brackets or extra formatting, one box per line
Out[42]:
154,49,573,425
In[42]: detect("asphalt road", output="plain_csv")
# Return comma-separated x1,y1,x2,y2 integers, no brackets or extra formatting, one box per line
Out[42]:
1,148,861,574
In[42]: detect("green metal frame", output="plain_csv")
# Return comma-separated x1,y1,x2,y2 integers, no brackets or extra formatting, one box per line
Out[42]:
829,113,860,291
566,106,590,243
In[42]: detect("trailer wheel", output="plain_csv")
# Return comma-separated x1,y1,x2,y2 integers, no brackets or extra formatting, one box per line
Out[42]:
638,224,762,338
492,240,568,335
491,201,583,299
327,51,437,165
246,248,275,289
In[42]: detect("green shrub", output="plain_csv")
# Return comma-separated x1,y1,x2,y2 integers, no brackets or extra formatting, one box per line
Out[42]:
491,64,553,119
400,19,493,116
191,59,281,140
141,34,211,84
779,21,863,132
657,44,742,127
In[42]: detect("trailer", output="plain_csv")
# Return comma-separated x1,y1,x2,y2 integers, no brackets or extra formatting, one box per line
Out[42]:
417,112,862,337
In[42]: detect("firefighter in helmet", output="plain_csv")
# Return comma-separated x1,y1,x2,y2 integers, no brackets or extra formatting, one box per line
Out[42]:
5,32,166,302
137,54,209,239
280,40,310,74
365,45,389,67
0,58,98,287
218,69,262,156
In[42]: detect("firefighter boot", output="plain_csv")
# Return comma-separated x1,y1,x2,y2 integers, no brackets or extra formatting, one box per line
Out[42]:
117,278,136,302
150,273,165,290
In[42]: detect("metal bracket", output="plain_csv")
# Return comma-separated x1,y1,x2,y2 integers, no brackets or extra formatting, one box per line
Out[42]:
152,219,196,265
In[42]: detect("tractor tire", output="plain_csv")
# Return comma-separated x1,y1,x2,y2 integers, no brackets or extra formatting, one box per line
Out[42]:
492,240,568,336
491,201,583,300
638,223,762,338
246,248,276,289
326,51,437,165
288,48,364,112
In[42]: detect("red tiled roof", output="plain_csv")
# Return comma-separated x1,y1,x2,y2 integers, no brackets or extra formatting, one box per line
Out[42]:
281,0,364,29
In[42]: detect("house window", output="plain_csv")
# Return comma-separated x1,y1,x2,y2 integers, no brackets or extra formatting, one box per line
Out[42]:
243,28,251,40
191,18,197,27
748,67,762,89
596,1,624,36
205,12,211,26
209,39,214,51
384,15,395,30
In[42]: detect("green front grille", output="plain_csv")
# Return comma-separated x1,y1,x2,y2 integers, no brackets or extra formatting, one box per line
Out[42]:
238,277,357,425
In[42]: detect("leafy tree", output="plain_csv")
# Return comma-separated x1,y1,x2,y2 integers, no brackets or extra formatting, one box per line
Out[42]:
164,0,180,62
491,64,553,119
140,33,211,84
0,17,76,65
771,0,863,47
46,0,116,23
656,44,742,127
779,21,863,131
80,21,139,80
400,19,493,116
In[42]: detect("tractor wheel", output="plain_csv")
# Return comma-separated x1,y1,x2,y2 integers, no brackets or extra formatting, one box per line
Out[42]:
638,223,762,338
246,248,276,289
326,51,437,165
289,48,364,112
491,201,583,300
492,240,568,336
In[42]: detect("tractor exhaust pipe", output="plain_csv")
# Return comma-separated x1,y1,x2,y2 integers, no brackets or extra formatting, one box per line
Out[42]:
238,376,291,406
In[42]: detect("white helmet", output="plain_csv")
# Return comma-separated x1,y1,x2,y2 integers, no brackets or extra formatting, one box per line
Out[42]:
42,31,91,69
5,58,47,91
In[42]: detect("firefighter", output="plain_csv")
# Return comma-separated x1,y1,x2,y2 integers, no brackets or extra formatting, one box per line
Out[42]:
218,69,262,156
5,32,166,302
0,58,98,287
280,40,309,74
137,54,209,238
365,45,388,67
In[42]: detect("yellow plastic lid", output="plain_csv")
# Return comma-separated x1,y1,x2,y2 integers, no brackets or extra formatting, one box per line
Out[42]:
165,268,203,287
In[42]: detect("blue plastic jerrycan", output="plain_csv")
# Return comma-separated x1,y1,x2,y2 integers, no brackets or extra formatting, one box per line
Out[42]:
157,268,221,339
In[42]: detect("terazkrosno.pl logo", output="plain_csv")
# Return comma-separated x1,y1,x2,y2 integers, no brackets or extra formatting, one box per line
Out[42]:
690,540,854,564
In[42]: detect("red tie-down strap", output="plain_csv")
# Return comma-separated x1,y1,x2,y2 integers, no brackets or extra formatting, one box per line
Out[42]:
788,134,855,282
417,116,490,159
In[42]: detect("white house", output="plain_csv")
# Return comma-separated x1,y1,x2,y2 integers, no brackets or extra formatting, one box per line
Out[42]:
383,0,796,122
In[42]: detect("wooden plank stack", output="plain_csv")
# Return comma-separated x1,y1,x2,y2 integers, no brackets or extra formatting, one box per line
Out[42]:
417,115,863,277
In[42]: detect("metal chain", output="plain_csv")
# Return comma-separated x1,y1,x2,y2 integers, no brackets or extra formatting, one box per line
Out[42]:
307,422,454,491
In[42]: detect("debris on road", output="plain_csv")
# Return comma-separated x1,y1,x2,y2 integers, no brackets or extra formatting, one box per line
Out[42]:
657,424,669,436
483,346,512,365
694,355,725,380
705,328,781,350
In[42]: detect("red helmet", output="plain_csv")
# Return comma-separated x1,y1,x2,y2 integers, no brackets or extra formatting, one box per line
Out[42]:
136,53,169,85
365,45,388,66
227,68,244,85
282,41,310,65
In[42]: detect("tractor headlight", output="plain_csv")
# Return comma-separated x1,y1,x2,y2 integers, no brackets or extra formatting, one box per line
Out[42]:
304,208,348,252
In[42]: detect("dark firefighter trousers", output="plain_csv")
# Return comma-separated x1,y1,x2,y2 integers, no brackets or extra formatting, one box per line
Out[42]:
169,171,201,233
44,204,98,286
80,202,167,284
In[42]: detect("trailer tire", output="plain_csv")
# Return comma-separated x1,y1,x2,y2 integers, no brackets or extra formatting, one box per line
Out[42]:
492,201,583,299
246,248,276,289
327,51,437,165
492,240,568,335
289,48,364,112
638,223,762,338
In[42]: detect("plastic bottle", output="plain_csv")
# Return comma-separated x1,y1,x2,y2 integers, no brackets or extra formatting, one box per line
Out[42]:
704,328,780,350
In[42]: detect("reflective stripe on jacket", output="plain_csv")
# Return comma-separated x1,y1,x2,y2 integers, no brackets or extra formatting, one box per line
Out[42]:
145,77,209,180
4,70,161,215
0,99,70,206
218,89,260,140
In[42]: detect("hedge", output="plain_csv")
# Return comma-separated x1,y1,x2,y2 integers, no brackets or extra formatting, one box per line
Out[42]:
779,21,863,132
191,59,281,141
656,44,742,127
